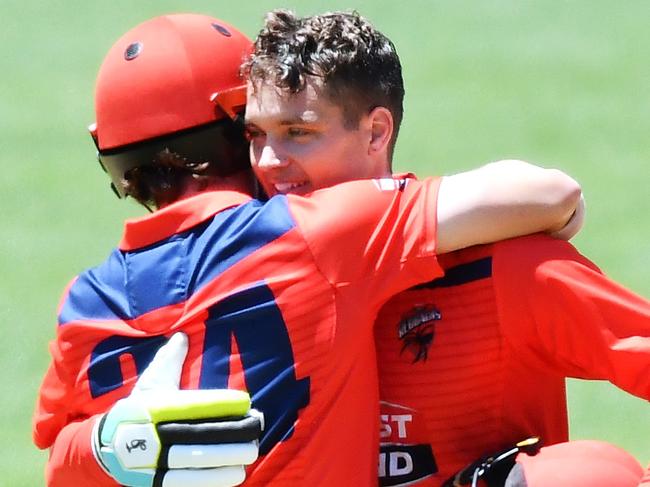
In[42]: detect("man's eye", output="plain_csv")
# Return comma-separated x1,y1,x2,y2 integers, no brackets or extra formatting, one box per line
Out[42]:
287,127,311,137
244,128,263,141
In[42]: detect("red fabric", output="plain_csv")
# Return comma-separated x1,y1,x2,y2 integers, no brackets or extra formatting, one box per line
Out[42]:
118,189,251,250
639,464,650,487
376,234,650,486
44,416,114,486
34,177,442,486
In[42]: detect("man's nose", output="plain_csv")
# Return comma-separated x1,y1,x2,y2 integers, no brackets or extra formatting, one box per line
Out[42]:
257,143,290,169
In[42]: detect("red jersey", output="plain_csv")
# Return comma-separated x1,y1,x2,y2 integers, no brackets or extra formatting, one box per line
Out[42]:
34,177,442,486
376,234,650,486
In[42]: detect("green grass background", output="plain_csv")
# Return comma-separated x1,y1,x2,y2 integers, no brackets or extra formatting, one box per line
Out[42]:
2,0,648,484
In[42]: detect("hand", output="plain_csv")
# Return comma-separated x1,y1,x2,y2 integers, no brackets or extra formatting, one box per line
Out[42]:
92,333,263,487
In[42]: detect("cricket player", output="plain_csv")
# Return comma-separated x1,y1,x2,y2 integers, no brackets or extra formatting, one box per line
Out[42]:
31,13,583,487
240,9,650,487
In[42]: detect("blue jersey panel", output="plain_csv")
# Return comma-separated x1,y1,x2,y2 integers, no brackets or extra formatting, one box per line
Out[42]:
413,257,492,289
58,196,295,324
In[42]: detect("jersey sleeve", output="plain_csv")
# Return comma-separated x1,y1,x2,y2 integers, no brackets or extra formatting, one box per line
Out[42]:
287,177,443,304
44,417,117,486
33,340,117,486
33,275,119,486
33,342,72,450
493,234,650,400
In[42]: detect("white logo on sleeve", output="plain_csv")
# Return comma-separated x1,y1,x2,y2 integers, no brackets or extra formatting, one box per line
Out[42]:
373,178,409,192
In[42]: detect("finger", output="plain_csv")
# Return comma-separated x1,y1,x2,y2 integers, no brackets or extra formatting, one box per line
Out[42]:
145,389,252,424
158,466,246,487
167,442,259,468
135,333,189,392
249,408,265,431
157,412,263,444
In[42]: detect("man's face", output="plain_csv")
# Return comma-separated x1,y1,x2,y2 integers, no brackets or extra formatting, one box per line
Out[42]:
245,78,386,197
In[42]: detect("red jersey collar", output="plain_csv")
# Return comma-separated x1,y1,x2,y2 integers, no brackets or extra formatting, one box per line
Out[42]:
119,190,252,250
394,172,417,179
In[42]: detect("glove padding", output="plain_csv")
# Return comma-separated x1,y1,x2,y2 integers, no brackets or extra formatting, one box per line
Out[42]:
92,333,263,487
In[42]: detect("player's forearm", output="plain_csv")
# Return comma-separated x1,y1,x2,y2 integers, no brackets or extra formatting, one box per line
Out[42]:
547,193,585,240
46,415,118,487
436,159,582,253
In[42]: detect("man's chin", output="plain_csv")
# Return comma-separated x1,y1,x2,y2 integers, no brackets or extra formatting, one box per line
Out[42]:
286,185,313,196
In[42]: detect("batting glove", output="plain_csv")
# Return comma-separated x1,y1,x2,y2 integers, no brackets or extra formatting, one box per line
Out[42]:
91,332,263,487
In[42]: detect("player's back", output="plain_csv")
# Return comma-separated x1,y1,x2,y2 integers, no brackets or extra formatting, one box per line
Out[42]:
37,179,442,486
377,233,650,486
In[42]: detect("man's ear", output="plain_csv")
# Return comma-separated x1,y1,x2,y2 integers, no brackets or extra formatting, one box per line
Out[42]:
366,106,394,157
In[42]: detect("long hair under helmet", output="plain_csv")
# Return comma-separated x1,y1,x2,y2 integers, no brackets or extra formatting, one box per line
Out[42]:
89,14,252,197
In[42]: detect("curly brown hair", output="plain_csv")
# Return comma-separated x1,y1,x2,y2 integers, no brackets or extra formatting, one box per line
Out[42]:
243,10,404,159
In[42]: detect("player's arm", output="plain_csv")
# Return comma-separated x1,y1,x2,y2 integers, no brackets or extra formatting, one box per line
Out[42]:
45,416,118,486
495,236,650,398
436,159,582,253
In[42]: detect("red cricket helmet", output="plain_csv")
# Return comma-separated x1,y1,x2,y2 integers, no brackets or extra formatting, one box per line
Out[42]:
515,440,644,487
89,13,252,197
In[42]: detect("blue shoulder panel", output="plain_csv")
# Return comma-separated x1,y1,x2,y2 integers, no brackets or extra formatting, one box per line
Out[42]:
58,196,295,324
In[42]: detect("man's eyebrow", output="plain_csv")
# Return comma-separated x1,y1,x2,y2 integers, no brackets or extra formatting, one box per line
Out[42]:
278,117,311,125
281,111,319,124
246,115,318,127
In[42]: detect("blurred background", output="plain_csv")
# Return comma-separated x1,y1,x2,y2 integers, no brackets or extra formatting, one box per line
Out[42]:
1,0,648,484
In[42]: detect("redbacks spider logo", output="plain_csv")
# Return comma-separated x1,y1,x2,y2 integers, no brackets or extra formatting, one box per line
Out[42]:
398,306,440,363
